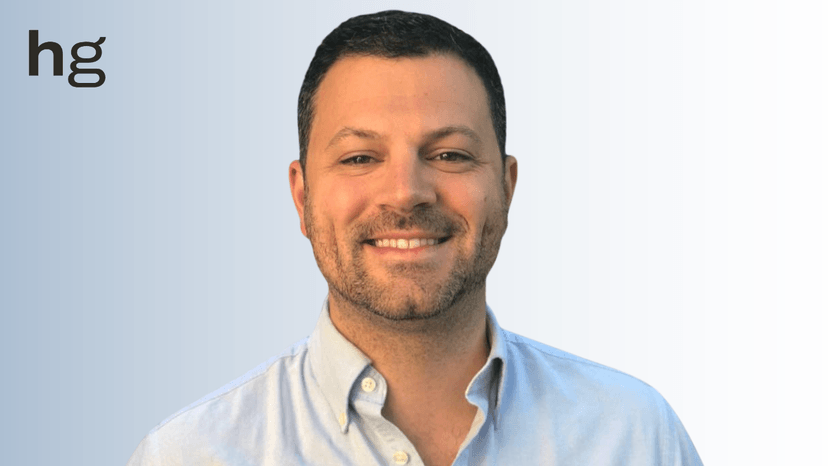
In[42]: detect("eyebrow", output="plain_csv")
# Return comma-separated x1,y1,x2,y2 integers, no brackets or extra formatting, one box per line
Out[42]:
424,125,482,146
325,125,482,150
326,127,381,149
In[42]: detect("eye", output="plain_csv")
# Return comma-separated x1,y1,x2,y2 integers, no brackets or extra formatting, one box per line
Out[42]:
431,151,472,162
341,154,375,165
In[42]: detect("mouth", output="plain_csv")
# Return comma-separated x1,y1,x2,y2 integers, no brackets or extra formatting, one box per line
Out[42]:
365,236,451,249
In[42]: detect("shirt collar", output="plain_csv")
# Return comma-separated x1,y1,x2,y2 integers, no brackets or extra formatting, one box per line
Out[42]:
470,304,508,428
308,297,508,433
308,299,372,433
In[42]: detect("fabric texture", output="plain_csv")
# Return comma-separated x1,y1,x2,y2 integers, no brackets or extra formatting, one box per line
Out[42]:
127,300,703,465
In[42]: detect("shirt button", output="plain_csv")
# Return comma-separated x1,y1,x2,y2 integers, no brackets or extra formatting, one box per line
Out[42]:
392,451,409,464
338,412,346,426
361,377,377,392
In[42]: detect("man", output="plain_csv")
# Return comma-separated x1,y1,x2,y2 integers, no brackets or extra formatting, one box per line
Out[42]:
128,10,702,466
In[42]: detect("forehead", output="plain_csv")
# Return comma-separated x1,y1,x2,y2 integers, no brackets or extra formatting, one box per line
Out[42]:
308,54,496,155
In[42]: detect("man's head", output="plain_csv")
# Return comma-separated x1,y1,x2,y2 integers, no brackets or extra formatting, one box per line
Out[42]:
290,11,517,323
297,10,507,171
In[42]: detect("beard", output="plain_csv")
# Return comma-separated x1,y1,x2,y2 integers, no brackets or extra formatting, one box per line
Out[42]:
304,189,508,322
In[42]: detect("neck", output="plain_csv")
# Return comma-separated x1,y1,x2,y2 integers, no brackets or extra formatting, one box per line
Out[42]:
328,287,490,384
329,287,489,402
329,289,491,466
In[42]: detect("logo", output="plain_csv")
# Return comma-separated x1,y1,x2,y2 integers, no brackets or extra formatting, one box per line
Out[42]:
29,30,106,88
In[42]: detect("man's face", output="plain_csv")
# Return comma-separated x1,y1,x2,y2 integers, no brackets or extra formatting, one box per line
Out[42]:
290,54,517,321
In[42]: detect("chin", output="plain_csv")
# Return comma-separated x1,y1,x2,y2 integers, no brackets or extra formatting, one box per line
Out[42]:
363,291,446,322
363,279,478,323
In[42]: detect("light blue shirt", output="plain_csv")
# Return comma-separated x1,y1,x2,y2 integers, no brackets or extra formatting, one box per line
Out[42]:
128,300,702,465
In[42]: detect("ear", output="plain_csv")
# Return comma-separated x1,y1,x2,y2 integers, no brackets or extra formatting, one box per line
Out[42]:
289,160,308,237
503,155,518,208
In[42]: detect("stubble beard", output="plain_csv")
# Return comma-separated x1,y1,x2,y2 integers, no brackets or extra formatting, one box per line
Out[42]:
304,188,508,323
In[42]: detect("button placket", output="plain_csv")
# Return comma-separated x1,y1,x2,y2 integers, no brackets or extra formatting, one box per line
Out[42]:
351,369,422,465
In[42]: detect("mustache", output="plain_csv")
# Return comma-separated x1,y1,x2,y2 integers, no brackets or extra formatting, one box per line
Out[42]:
353,207,463,241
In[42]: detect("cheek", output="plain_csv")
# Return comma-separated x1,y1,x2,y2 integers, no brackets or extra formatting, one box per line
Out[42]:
442,177,492,232
317,179,373,227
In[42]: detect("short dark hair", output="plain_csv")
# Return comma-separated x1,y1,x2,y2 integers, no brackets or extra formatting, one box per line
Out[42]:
297,10,506,169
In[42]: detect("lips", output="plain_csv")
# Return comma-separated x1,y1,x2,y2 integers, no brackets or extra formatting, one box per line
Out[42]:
355,209,459,251
368,237,451,249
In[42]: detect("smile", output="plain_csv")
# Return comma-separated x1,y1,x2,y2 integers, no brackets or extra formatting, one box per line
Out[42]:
369,237,450,249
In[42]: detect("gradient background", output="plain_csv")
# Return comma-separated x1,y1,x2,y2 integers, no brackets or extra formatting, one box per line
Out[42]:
1,1,825,464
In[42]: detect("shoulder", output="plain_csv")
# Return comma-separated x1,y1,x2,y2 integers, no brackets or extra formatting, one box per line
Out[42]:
126,338,312,466
155,336,312,433
497,330,703,464
500,329,669,419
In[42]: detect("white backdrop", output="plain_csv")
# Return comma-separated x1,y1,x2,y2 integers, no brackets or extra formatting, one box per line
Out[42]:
0,1,825,465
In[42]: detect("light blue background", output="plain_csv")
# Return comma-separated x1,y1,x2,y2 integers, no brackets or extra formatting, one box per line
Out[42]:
1,1,825,465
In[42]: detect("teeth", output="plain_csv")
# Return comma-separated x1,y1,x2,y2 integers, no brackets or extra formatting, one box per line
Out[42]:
372,238,440,249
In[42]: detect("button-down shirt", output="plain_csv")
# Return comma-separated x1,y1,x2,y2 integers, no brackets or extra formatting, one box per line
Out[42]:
128,300,703,465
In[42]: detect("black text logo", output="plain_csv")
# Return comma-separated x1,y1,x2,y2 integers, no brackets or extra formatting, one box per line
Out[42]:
29,30,106,88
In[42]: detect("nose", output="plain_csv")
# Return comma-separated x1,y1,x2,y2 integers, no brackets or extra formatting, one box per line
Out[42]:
375,150,437,213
